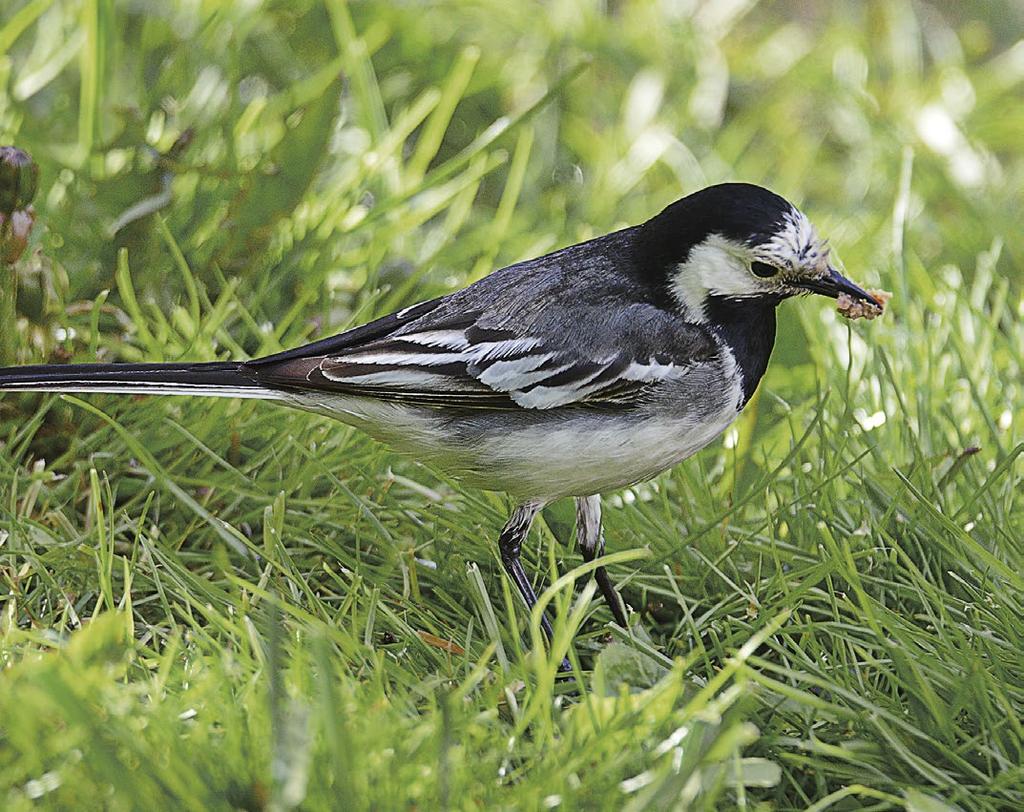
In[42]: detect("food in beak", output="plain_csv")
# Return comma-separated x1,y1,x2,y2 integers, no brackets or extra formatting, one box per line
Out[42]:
837,289,891,321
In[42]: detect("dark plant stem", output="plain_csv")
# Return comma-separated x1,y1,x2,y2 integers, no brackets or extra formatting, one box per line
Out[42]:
0,256,14,367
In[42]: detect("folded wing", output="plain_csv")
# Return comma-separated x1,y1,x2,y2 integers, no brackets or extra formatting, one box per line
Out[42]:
250,297,720,412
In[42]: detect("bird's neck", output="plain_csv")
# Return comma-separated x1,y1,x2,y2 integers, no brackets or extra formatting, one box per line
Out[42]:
704,295,777,406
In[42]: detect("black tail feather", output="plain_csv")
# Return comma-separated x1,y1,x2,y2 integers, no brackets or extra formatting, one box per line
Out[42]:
0,360,274,398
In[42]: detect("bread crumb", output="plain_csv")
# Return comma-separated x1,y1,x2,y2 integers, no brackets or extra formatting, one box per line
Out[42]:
838,289,891,321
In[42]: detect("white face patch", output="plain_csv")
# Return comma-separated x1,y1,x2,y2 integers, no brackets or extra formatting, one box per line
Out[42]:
669,234,764,321
669,206,830,321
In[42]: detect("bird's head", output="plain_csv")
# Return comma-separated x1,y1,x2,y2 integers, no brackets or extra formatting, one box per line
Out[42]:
640,183,880,322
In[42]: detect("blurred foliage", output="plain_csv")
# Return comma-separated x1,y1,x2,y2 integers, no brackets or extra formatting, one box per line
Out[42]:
1,0,1023,809
3,0,1022,330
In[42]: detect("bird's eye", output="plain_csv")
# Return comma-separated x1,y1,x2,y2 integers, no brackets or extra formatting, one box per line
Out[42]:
751,261,779,278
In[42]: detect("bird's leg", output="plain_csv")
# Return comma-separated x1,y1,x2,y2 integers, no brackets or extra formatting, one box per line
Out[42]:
498,501,569,667
576,495,629,627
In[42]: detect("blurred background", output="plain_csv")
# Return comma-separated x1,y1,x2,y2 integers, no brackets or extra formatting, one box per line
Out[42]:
3,0,1021,346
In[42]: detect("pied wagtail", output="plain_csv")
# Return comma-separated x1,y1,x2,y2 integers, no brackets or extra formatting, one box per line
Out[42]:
0,183,884,656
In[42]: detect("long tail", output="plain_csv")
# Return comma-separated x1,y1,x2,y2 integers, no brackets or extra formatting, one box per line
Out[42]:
0,360,284,400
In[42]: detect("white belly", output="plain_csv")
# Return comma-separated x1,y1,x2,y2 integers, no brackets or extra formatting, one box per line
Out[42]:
281,384,742,501
472,413,738,498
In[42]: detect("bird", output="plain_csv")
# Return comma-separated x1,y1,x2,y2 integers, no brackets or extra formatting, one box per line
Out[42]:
0,182,883,662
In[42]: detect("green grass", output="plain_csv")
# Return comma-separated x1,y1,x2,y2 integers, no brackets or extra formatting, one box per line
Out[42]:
1,1,1023,809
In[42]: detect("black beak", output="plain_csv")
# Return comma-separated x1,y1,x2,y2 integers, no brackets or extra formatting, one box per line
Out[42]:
792,266,881,305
